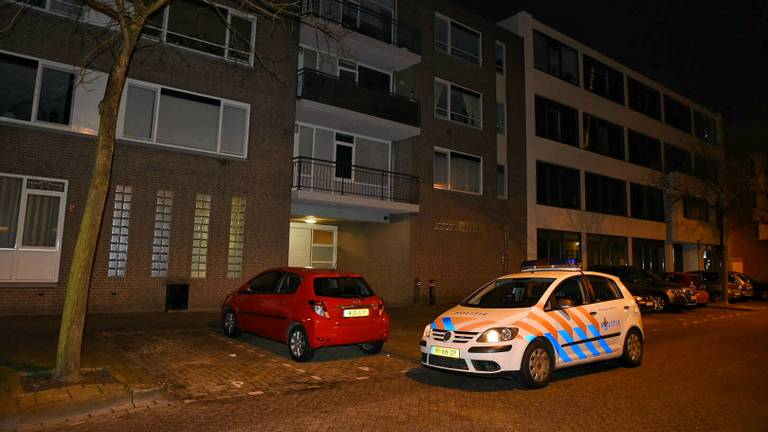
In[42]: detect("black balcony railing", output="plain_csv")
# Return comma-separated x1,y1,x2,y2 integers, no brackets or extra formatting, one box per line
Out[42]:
300,0,421,55
292,157,420,205
297,68,420,127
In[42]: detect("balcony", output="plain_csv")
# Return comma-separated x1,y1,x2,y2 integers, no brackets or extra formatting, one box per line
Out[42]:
291,157,420,222
296,69,421,141
299,0,421,71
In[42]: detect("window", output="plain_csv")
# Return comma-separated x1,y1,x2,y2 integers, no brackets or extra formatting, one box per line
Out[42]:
334,133,354,179
122,82,249,158
0,52,74,126
585,173,627,216
587,234,628,266
108,185,131,278
495,41,505,74
145,0,255,64
694,155,719,178
683,196,709,222
632,238,666,272
630,183,664,222
191,193,211,278
13,0,86,18
151,190,173,277
582,113,625,160
433,148,482,194
434,79,482,128
694,111,717,144
582,54,624,104
248,271,281,294
664,144,693,174
311,229,336,268
463,278,554,309
546,276,585,309
300,46,392,93
314,277,374,298
587,275,622,302
338,58,358,82
537,229,581,263
535,96,578,146
495,102,506,135
627,130,662,171
226,196,246,278
536,161,580,209
663,95,692,133
279,273,302,294
434,14,481,65
497,164,507,199
627,77,661,120
533,31,579,85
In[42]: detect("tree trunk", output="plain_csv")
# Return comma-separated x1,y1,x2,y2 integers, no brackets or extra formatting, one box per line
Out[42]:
54,27,142,383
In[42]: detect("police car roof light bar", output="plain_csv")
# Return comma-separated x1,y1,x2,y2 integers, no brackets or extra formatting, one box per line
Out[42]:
521,259,582,272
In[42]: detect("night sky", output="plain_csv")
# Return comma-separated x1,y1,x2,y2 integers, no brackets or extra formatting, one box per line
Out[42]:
453,0,768,154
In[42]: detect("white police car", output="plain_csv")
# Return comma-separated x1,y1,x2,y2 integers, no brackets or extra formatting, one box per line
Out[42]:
420,261,644,388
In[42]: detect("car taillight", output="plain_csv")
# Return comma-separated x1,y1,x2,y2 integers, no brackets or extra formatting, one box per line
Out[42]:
378,301,385,316
309,300,329,319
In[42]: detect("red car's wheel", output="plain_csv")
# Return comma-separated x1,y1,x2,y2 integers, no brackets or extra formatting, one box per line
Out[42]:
359,341,384,355
288,326,314,362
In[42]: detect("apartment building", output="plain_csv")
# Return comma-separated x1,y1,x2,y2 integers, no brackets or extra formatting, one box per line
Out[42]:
0,1,298,314
729,153,768,280
500,12,724,273
289,0,527,303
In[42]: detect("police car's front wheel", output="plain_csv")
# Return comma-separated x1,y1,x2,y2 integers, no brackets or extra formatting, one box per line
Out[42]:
619,328,643,367
519,339,553,389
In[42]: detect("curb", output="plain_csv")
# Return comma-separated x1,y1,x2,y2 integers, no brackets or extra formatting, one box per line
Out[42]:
706,303,763,312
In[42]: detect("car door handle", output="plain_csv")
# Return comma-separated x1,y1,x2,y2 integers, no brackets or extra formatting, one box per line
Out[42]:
589,311,598,316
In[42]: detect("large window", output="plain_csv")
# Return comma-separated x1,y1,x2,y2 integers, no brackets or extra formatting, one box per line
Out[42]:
585,173,627,216
434,79,482,128
537,229,581,262
632,238,666,273
628,130,662,171
495,102,506,135
108,185,131,278
537,161,580,209
191,193,211,279
145,0,255,64
151,190,173,278
121,82,249,158
630,183,664,222
495,41,505,74
0,52,74,126
683,196,709,222
694,111,717,144
627,77,661,120
587,234,628,266
435,14,481,65
227,197,246,279
299,46,392,93
533,31,579,85
663,95,692,133
664,143,693,174
582,54,624,104
433,148,482,194
582,113,625,160
535,96,578,146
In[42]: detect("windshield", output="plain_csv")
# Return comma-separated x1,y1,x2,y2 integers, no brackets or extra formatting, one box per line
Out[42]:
313,277,374,298
462,278,554,308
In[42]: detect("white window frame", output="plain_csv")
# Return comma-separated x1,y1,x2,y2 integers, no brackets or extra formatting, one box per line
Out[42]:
434,77,483,129
0,173,68,252
496,101,506,136
333,133,356,181
434,12,482,66
497,164,508,199
117,79,250,159
495,40,506,75
0,49,76,131
299,45,394,92
433,146,483,195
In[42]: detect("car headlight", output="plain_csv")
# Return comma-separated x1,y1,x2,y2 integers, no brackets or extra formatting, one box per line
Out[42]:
634,295,646,304
422,325,431,339
477,327,518,343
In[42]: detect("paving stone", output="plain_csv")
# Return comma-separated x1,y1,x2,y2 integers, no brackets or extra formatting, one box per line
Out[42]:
33,389,71,406
16,393,38,409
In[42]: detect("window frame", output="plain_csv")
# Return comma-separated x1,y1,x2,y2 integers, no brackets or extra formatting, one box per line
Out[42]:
495,40,506,74
534,95,579,146
0,173,68,253
0,50,76,130
118,79,250,159
627,129,662,171
536,161,581,210
585,172,628,217
497,164,508,199
434,13,482,66
630,183,665,222
434,77,483,129
533,30,580,86
333,133,355,180
627,77,661,120
585,275,623,303
433,146,484,195
663,94,693,133
581,54,625,105
545,275,587,311
537,229,582,264
582,112,626,161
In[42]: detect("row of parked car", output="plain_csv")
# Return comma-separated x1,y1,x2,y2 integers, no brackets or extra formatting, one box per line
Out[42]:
588,265,768,312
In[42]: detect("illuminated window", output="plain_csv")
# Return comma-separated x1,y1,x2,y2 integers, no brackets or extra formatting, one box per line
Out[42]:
108,185,131,277
190,193,210,278
151,190,173,277
227,197,246,278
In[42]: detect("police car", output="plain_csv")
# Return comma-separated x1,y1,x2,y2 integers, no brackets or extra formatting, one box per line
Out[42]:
420,261,644,388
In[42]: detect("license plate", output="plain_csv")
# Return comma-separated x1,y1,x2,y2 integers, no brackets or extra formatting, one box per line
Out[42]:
430,346,460,358
343,308,369,318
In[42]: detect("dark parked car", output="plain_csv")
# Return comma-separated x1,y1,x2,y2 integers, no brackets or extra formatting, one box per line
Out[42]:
589,265,690,312
733,273,767,300
686,271,746,302
663,272,709,305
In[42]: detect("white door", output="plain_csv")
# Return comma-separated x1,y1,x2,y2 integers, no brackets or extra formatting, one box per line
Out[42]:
288,227,311,267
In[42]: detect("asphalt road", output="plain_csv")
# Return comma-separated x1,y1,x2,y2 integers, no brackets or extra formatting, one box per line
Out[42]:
41,304,768,431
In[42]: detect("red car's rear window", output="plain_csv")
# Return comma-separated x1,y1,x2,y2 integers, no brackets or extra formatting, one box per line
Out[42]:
313,277,374,298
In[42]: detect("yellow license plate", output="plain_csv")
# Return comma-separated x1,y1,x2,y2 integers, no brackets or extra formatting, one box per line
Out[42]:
343,308,369,318
430,346,460,358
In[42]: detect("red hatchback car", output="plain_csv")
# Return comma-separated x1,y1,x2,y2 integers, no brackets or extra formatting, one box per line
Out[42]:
221,268,390,362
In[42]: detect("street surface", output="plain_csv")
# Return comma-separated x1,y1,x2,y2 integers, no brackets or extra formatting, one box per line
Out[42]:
28,304,768,431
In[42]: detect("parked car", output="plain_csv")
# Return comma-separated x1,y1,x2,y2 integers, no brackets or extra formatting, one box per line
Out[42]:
220,267,390,362
730,272,755,299
735,273,768,301
663,272,709,305
687,271,746,302
420,263,644,388
589,265,689,312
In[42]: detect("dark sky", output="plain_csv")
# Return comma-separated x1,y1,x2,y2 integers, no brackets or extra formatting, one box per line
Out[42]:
453,0,768,153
